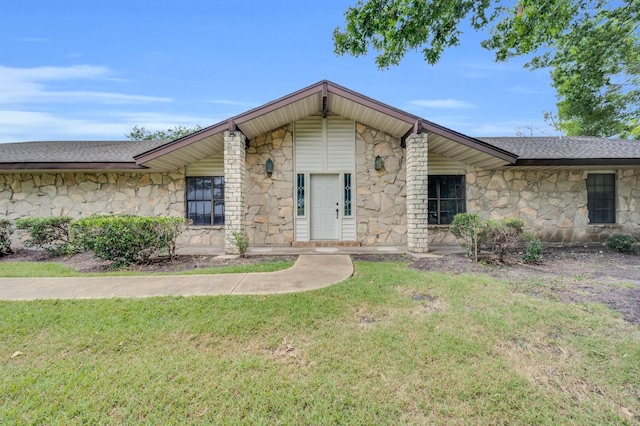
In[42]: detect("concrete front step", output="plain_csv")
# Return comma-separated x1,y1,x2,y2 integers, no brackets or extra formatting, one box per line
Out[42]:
291,241,362,248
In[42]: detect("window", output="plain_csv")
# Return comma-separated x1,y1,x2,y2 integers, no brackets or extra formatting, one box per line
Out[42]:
428,175,465,225
344,173,352,216
586,173,615,224
186,176,224,225
297,174,305,216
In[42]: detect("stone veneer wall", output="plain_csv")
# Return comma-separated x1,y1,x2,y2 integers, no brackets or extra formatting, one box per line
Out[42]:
244,125,295,245
355,123,407,245
462,167,640,242
0,170,224,248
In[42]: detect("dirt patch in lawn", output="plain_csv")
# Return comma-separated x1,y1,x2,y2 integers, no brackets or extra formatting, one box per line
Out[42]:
409,246,640,326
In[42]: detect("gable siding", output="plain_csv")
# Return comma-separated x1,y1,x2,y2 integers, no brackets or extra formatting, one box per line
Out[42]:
327,116,355,172
294,117,324,171
186,153,224,176
428,152,466,175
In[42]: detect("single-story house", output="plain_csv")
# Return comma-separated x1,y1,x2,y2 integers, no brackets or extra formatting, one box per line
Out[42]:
1,80,639,254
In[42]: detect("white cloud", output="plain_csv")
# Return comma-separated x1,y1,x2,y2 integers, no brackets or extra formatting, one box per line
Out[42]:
0,65,171,105
0,110,216,143
205,99,257,107
409,99,474,109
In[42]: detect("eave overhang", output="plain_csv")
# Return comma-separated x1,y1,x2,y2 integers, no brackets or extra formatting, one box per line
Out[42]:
0,162,147,173
134,80,518,171
512,158,640,167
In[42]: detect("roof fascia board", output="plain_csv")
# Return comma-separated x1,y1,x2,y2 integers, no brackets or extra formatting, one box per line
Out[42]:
325,82,420,124
514,158,640,167
134,122,228,164
134,79,518,166
421,121,518,163
0,162,147,171
134,81,329,165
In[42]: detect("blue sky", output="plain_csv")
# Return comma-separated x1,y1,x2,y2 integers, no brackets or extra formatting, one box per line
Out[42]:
0,0,558,143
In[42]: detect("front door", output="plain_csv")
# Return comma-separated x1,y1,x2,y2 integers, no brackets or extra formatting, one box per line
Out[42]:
310,174,339,240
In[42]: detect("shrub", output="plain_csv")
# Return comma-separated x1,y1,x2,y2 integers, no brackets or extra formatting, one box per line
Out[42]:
15,216,74,256
71,215,186,266
482,218,525,262
232,230,250,257
605,234,638,254
0,218,14,256
522,237,543,263
450,213,483,261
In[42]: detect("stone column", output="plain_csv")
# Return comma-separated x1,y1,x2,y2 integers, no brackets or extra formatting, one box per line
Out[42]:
406,132,429,253
224,131,246,254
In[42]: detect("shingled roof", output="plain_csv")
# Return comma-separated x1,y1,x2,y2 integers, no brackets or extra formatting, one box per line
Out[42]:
0,140,167,170
478,136,640,166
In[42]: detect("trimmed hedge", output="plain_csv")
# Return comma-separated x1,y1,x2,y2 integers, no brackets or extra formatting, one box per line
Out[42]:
15,216,74,256
70,215,186,266
0,218,13,256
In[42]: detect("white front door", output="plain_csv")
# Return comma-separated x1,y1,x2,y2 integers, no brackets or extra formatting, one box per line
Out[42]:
310,174,339,240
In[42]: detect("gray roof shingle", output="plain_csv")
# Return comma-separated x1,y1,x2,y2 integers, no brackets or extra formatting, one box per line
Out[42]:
477,136,640,160
0,140,168,164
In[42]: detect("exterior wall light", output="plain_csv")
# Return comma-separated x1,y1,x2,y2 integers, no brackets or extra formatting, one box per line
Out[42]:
374,155,383,170
265,158,274,175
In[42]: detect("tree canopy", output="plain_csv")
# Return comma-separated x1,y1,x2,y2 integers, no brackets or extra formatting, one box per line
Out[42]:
125,125,203,141
333,0,640,139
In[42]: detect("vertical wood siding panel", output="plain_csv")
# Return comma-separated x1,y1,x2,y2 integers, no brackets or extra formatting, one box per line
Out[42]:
327,117,355,172
295,116,324,171
428,152,466,175
186,152,224,176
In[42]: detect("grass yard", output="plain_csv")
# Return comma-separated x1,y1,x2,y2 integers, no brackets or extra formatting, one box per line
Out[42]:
0,260,294,277
1,261,638,424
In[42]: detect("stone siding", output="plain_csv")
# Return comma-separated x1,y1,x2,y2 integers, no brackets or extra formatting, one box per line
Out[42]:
0,170,226,248
0,171,185,219
355,123,407,245
244,125,295,246
464,167,640,242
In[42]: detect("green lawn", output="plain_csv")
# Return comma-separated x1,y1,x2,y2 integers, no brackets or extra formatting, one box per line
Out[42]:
0,260,294,277
1,262,638,424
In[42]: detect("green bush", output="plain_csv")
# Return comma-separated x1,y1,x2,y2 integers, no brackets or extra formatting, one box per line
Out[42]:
71,215,186,266
15,216,74,256
450,213,483,261
0,218,14,256
605,234,638,254
482,218,525,262
522,237,543,263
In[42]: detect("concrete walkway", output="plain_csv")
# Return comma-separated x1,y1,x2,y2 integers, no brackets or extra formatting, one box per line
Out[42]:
0,255,353,301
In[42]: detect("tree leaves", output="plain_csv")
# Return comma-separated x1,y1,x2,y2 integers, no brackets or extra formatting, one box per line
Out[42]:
334,0,640,139
125,125,203,141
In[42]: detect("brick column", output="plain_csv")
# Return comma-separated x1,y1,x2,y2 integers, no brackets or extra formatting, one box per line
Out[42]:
224,131,246,254
406,132,429,253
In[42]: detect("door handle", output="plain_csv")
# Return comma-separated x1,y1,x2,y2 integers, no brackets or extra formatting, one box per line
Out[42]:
336,202,339,219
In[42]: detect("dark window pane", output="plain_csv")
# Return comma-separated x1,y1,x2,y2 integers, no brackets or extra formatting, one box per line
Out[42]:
427,175,466,224
428,200,439,224
586,174,615,224
213,201,225,225
344,173,352,216
297,174,305,216
186,176,224,225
